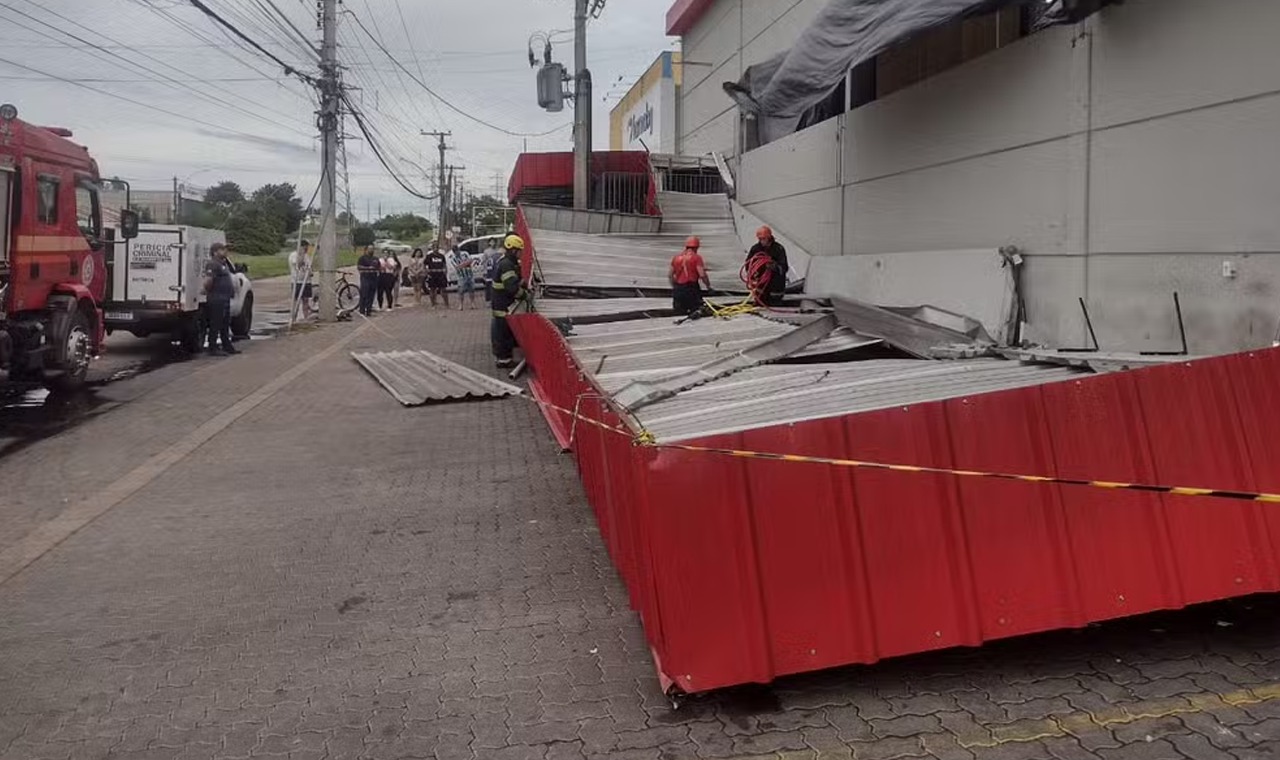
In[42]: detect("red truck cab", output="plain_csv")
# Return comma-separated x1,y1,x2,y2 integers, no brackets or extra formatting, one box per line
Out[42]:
0,103,137,388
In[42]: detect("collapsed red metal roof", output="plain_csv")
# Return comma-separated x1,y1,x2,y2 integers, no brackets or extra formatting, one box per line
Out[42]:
511,308,1280,694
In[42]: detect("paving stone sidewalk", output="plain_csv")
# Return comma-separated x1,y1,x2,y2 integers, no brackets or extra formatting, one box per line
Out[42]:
3,305,1280,760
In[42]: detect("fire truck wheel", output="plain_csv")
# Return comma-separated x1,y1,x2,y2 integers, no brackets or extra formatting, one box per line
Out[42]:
50,307,93,390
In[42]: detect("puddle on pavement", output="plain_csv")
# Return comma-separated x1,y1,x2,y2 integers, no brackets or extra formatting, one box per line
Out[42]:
0,312,295,459
0,386,114,458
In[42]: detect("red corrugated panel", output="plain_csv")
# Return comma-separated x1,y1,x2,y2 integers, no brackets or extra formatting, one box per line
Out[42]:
513,310,1280,694
944,388,1085,639
1133,358,1275,603
841,404,983,659
1038,374,1185,620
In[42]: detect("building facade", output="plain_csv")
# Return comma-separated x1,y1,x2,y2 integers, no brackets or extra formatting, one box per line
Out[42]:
669,0,1280,354
609,51,682,155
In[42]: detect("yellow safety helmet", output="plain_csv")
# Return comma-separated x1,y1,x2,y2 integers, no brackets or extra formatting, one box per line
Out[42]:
503,234,525,251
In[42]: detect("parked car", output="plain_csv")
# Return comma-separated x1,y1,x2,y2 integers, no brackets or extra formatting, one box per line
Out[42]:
373,239,412,255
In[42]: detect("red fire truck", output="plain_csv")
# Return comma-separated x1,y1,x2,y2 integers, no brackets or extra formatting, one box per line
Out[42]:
0,103,138,388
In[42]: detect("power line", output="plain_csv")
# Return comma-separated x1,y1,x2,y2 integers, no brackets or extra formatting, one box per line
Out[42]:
0,54,309,147
0,74,292,82
340,90,434,200
2,0,309,136
184,0,317,84
142,1,315,109
344,9,571,139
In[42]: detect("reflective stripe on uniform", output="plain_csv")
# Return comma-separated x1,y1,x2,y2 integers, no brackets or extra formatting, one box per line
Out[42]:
492,281,506,291
491,310,507,318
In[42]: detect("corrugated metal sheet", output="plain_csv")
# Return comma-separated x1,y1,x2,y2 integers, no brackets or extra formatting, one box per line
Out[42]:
534,227,746,293
352,350,523,406
832,296,984,358
633,358,1085,442
1000,347,1199,373
535,296,738,322
613,315,839,411
569,313,881,386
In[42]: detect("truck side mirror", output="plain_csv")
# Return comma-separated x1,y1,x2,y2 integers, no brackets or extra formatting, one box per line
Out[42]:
120,208,140,240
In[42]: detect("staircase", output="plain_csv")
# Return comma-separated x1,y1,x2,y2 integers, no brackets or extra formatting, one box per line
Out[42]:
525,190,747,296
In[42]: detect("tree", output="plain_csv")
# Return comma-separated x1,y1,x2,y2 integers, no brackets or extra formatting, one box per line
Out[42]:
204,181,245,207
337,210,357,227
251,183,305,235
129,204,155,224
457,194,509,239
226,204,283,257
352,226,376,247
373,212,434,242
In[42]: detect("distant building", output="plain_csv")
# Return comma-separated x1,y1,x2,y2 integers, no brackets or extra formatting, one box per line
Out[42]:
102,187,207,226
609,51,681,154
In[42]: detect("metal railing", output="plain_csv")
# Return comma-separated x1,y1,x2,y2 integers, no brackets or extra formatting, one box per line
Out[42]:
594,172,651,215
661,171,725,195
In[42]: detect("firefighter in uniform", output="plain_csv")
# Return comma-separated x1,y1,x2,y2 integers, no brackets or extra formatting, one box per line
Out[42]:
669,236,710,316
490,234,527,368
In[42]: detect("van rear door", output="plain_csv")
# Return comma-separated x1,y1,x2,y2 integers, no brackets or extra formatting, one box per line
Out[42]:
123,226,183,304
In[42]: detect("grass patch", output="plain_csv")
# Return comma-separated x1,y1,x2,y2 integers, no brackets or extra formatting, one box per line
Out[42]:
243,249,359,280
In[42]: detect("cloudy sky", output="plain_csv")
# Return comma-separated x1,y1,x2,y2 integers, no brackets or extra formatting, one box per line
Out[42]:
0,0,674,218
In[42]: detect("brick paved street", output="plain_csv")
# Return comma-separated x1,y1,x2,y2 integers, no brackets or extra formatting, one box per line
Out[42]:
4,305,1280,760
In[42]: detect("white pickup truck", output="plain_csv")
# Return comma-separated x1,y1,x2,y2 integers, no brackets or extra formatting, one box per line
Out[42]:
102,225,254,351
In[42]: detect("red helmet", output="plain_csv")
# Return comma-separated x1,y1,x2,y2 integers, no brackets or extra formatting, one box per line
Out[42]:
684,236,701,250
756,225,773,241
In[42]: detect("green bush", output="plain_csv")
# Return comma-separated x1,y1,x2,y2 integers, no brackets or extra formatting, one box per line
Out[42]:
352,226,376,247
226,205,283,257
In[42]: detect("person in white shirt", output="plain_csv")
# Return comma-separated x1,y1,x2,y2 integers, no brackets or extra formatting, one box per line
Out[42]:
289,239,314,319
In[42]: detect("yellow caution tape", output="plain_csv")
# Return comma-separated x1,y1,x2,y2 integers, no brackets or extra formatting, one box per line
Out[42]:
520,395,1280,503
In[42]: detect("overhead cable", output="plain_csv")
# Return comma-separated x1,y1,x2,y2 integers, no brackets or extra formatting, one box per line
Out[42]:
6,0,308,134
0,54,309,147
340,91,437,201
185,0,317,84
344,9,571,139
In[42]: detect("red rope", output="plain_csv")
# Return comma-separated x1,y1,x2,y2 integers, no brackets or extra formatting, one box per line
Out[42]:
741,253,774,306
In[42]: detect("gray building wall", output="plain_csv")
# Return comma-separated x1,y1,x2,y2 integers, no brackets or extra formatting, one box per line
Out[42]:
677,0,1280,354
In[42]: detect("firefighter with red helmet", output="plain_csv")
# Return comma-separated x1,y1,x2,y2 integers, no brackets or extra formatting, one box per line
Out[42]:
670,236,710,316
745,225,789,306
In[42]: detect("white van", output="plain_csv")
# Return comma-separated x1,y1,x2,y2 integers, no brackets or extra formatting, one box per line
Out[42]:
103,225,254,351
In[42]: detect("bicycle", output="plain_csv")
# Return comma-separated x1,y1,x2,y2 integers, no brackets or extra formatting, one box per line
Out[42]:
304,272,361,314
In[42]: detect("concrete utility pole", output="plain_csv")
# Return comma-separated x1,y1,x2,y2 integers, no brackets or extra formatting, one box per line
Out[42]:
317,0,340,321
421,130,451,248
573,0,592,209
445,165,466,243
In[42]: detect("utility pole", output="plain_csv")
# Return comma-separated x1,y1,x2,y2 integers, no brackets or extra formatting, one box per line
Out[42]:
421,130,450,249
573,0,592,209
338,132,355,249
317,0,340,321
445,165,466,244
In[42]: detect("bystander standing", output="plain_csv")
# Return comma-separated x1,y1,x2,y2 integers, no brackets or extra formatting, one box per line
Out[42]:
203,243,239,356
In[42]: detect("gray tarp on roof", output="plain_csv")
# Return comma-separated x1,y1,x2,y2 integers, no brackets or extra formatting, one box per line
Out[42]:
726,0,1028,145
